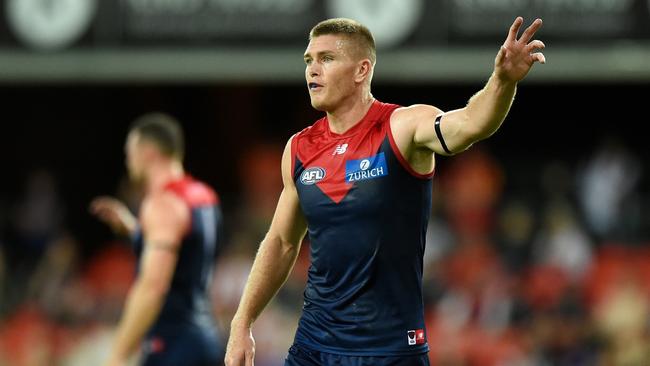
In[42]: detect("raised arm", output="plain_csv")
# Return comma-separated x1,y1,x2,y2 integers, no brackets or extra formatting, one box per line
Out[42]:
225,137,308,366
104,192,189,366
392,17,545,157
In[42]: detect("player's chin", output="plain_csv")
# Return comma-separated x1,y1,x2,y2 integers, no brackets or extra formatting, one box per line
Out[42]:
309,97,329,111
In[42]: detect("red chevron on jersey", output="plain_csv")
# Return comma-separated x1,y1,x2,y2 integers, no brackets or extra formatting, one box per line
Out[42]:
292,101,400,203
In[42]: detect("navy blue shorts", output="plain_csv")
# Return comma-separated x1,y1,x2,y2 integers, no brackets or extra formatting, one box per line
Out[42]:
140,326,224,366
284,343,430,366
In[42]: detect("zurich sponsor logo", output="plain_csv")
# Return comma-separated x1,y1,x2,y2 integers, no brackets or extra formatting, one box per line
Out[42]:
300,167,326,185
346,152,388,183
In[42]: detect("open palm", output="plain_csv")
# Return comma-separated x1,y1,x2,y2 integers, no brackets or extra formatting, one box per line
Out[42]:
495,17,546,83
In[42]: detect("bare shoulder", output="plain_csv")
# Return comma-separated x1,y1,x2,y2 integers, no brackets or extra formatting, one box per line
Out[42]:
281,134,297,187
142,191,187,215
390,104,444,144
141,191,190,239
391,104,443,126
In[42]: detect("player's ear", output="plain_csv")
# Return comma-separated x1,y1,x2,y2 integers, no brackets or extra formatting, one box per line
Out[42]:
355,59,372,83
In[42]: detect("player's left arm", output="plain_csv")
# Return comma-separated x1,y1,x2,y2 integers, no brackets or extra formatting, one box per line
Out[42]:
393,17,545,156
104,192,189,366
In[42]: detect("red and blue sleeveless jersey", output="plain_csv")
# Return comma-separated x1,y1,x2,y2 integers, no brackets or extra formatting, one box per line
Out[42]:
133,176,223,334
291,100,433,356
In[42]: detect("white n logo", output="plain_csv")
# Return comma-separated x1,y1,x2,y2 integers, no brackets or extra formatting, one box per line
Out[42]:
332,143,348,155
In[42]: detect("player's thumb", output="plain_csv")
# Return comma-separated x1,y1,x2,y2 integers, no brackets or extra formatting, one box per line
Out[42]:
495,45,506,65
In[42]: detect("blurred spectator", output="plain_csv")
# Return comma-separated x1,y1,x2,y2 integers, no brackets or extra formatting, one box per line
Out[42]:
496,198,536,274
440,148,504,238
0,305,54,366
25,234,80,321
594,270,650,365
4,169,66,312
82,242,136,324
211,241,254,334
230,142,284,253
10,169,65,258
578,138,642,242
532,201,593,284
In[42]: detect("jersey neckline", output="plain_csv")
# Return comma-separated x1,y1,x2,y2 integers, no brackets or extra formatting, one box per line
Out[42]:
324,99,381,139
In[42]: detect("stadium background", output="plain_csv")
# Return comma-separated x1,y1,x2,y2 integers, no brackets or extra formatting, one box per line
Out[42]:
0,0,649,365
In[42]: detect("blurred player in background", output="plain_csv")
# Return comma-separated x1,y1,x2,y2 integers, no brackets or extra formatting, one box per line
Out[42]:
90,113,224,366
225,16,545,366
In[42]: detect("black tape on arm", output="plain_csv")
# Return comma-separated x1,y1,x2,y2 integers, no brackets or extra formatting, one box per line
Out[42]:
434,114,452,155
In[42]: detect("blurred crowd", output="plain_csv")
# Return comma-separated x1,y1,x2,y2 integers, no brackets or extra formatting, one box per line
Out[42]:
0,137,647,366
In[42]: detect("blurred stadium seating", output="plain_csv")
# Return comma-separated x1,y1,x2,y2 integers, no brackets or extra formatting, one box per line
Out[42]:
0,1,649,365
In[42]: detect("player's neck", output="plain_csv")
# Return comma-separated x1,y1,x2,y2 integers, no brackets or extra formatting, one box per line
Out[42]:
145,160,184,193
326,92,374,135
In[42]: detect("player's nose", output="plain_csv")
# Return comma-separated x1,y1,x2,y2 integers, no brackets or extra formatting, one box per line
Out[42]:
308,63,321,77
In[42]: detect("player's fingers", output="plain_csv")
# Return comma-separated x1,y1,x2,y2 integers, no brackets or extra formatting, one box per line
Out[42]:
89,203,107,215
531,52,546,64
89,197,114,211
507,17,523,42
245,351,255,366
90,203,113,216
89,199,104,211
224,353,242,366
526,40,545,52
520,18,542,44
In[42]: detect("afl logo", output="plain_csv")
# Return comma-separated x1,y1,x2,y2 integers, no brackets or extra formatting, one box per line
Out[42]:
300,167,326,185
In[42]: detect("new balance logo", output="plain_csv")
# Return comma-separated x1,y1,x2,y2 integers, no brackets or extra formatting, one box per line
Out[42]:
332,143,348,155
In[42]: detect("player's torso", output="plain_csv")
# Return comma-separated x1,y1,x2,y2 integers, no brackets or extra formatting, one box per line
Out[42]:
291,100,433,355
133,176,222,332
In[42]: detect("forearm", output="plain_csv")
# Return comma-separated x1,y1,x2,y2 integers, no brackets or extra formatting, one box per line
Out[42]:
110,280,165,360
232,235,301,328
123,216,137,237
463,72,517,141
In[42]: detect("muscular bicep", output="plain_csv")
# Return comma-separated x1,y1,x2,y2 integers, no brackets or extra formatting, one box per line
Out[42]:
138,194,189,292
403,105,477,156
267,186,307,246
266,137,307,247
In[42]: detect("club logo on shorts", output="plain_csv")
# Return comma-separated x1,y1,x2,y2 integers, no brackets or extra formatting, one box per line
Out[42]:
345,153,388,183
300,167,326,185
407,329,426,345
143,336,165,354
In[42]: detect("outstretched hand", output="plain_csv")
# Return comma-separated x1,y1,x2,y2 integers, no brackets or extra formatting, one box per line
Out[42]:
495,17,546,83
89,196,137,236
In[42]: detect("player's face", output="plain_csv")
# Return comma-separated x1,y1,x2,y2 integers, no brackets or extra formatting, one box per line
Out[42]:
125,132,145,182
304,35,359,111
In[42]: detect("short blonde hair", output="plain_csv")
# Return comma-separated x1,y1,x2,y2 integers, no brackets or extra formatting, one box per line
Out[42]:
309,18,376,65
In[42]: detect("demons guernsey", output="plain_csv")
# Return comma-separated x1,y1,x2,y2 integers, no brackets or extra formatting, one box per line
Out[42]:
291,100,433,356
132,175,223,359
